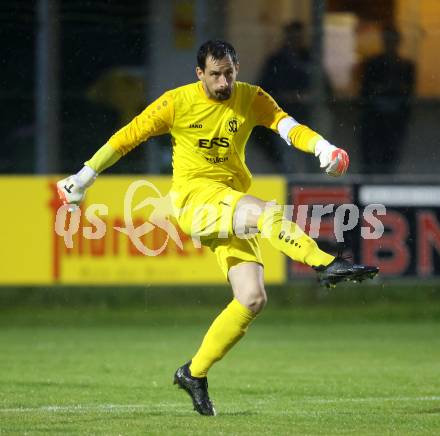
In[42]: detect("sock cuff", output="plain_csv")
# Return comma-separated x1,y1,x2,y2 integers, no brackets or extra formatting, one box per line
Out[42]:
229,298,256,323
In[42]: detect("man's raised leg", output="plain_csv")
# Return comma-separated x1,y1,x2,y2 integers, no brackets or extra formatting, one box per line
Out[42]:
234,195,378,287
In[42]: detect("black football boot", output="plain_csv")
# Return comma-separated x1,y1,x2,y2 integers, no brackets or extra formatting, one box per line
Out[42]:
314,257,379,288
174,362,216,416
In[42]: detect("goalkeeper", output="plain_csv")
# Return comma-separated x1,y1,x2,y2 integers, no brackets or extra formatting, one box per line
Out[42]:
57,40,378,416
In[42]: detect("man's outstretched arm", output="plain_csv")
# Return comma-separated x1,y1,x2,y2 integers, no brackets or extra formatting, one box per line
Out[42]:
57,92,174,208
278,117,349,177
252,87,349,176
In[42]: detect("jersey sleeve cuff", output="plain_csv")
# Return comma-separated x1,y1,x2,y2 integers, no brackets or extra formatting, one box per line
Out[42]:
277,117,300,145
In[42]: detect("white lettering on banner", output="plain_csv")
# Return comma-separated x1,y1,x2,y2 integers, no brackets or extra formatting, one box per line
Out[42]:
54,180,387,255
360,186,440,206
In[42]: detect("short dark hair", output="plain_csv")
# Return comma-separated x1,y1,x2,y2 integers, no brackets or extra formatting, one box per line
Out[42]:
197,40,238,70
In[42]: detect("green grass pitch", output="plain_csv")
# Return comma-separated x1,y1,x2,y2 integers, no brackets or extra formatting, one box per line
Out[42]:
1,298,440,435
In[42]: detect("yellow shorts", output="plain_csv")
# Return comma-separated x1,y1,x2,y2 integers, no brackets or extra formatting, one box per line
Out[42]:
171,179,263,278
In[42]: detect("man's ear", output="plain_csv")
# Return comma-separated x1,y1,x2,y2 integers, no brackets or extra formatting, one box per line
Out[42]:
196,66,204,80
235,62,240,75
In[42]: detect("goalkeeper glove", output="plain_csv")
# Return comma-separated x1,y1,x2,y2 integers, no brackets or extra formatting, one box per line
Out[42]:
56,166,97,210
314,139,349,177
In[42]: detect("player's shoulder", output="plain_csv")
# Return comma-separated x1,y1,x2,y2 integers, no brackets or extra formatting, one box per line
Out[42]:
235,81,259,94
234,81,261,103
167,82,199,98
236,82,275,105
163,82,200,108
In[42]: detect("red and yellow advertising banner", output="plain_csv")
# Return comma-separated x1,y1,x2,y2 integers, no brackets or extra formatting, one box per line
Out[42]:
286,181,440,279
0,176,285,285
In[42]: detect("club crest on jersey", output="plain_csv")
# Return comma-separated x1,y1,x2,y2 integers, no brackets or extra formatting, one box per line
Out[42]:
224,117,241,134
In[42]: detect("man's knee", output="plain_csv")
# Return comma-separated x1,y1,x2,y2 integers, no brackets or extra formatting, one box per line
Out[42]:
229,261,266,313
238,286,267,314
248,291,267,313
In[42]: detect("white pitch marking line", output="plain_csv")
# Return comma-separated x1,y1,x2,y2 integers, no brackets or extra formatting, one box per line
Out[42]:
0,404,181,413
291,396,440,405
0,397,439,413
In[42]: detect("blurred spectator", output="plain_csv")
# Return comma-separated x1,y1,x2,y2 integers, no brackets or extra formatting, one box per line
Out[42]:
359,26,415,174
257,21,332,172
260,22,312,122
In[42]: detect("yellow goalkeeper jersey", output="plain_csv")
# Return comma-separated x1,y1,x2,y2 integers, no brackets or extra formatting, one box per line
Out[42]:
106,81,288,192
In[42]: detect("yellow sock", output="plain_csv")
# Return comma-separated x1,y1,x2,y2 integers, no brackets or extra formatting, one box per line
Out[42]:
189,299,255,378
257,205,334,267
